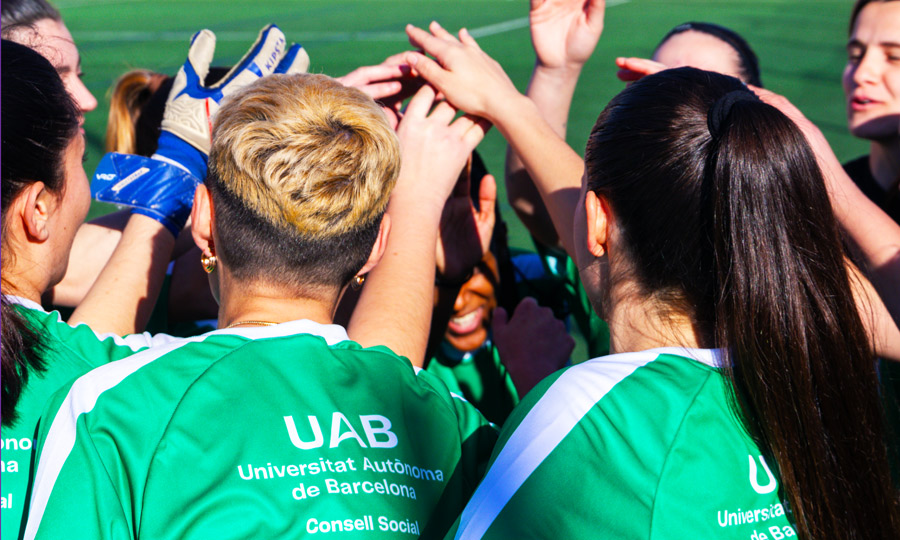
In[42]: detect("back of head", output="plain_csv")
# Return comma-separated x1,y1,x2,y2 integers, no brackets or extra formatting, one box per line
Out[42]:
106,67,225,156
585,67,898,539
105,69,173,156
657,22,762,87
207,73,400,296
1,38,76,427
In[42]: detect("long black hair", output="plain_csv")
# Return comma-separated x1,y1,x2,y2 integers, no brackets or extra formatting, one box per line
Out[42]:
584,67,898,539
1,39,79,426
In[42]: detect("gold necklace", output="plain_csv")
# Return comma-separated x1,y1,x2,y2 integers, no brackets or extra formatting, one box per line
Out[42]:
225,320,279,329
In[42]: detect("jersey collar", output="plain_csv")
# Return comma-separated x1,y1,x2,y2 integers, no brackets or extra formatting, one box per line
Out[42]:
213,319,350,346
638,346,724,368
3,294,45,312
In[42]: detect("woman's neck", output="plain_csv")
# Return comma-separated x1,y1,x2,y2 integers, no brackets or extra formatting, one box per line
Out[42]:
605,283,702,355
217,278,339,329
1,252,49,305
869,139,900,193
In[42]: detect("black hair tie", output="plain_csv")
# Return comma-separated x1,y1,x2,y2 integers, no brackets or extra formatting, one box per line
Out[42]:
707,90,760,139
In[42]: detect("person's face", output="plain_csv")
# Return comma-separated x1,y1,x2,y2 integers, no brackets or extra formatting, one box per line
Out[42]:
652,30,745,81
443,251,500,352
29,18,97,114
843,2,900,141
48,134,91,286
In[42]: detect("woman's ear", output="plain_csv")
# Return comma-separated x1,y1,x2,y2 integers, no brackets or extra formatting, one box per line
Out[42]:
584,191,611,258
190,184,214,256
20,182,53,242
356,214,392,277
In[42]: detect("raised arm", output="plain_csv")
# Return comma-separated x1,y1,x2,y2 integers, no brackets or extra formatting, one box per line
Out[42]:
44,211,198,308
348,85,489,364
66,216,175,335
507,0,605,248
405,23,585,257
70,25,309,335
755,87,900,358
427,167,497,363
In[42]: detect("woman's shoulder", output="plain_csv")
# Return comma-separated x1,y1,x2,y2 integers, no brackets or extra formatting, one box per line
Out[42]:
9,296,179,366
517,348,720,421
454,349,734,539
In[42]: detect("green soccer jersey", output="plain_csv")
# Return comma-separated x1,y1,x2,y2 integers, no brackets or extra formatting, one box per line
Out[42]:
425,340,519,425
451,348,797,540
23,320,497,540
2,296,176,540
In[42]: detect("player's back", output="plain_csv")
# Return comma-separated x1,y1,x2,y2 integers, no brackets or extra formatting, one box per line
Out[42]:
24,322,497,540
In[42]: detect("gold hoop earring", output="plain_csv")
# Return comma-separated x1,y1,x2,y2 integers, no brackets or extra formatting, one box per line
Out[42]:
351,274,365,290
201,253,217,273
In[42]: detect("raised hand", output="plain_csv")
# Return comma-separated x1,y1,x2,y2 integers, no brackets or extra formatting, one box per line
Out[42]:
405,22,518,121
530,0,605,71
91,25,309,237
161,25,309,160
436,169,497,283
347,83,490,365
338,52,417,100
494,297,574,397
394,83,491,207
337,52,424,129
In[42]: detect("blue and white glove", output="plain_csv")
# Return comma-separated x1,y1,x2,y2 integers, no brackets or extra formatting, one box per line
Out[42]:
92,24,310,237
157,23,310,178
92,153,198,237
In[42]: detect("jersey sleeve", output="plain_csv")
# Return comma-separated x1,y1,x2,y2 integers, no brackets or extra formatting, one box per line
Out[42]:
414,367,499,492
23,338,204,540
22,306,179,367
23,386,134,540
451,391,499,494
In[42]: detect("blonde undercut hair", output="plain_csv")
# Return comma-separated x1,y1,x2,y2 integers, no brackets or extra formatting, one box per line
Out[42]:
210,73,399,238
205,74,399,292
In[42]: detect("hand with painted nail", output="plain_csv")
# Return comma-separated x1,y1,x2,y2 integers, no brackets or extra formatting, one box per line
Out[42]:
337,52,424,128
615,56,667,82
404,22,518,121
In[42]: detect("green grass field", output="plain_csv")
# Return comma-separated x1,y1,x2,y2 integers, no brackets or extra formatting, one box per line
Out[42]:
61,0,865,250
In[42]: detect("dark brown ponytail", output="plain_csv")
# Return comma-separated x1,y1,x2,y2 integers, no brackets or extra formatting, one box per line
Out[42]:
1,296,47,427
585,67,899,539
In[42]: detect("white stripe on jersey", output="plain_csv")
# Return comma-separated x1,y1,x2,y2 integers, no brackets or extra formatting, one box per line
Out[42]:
23,338,195,540
4,295,178,350
23,320,352,540
455,347,720,540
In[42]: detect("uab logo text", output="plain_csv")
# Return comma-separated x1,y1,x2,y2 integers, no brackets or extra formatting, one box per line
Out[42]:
284,413,398,450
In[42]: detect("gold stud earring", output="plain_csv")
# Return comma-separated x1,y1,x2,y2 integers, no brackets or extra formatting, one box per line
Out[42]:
351,274,365,290
201,253,217,273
